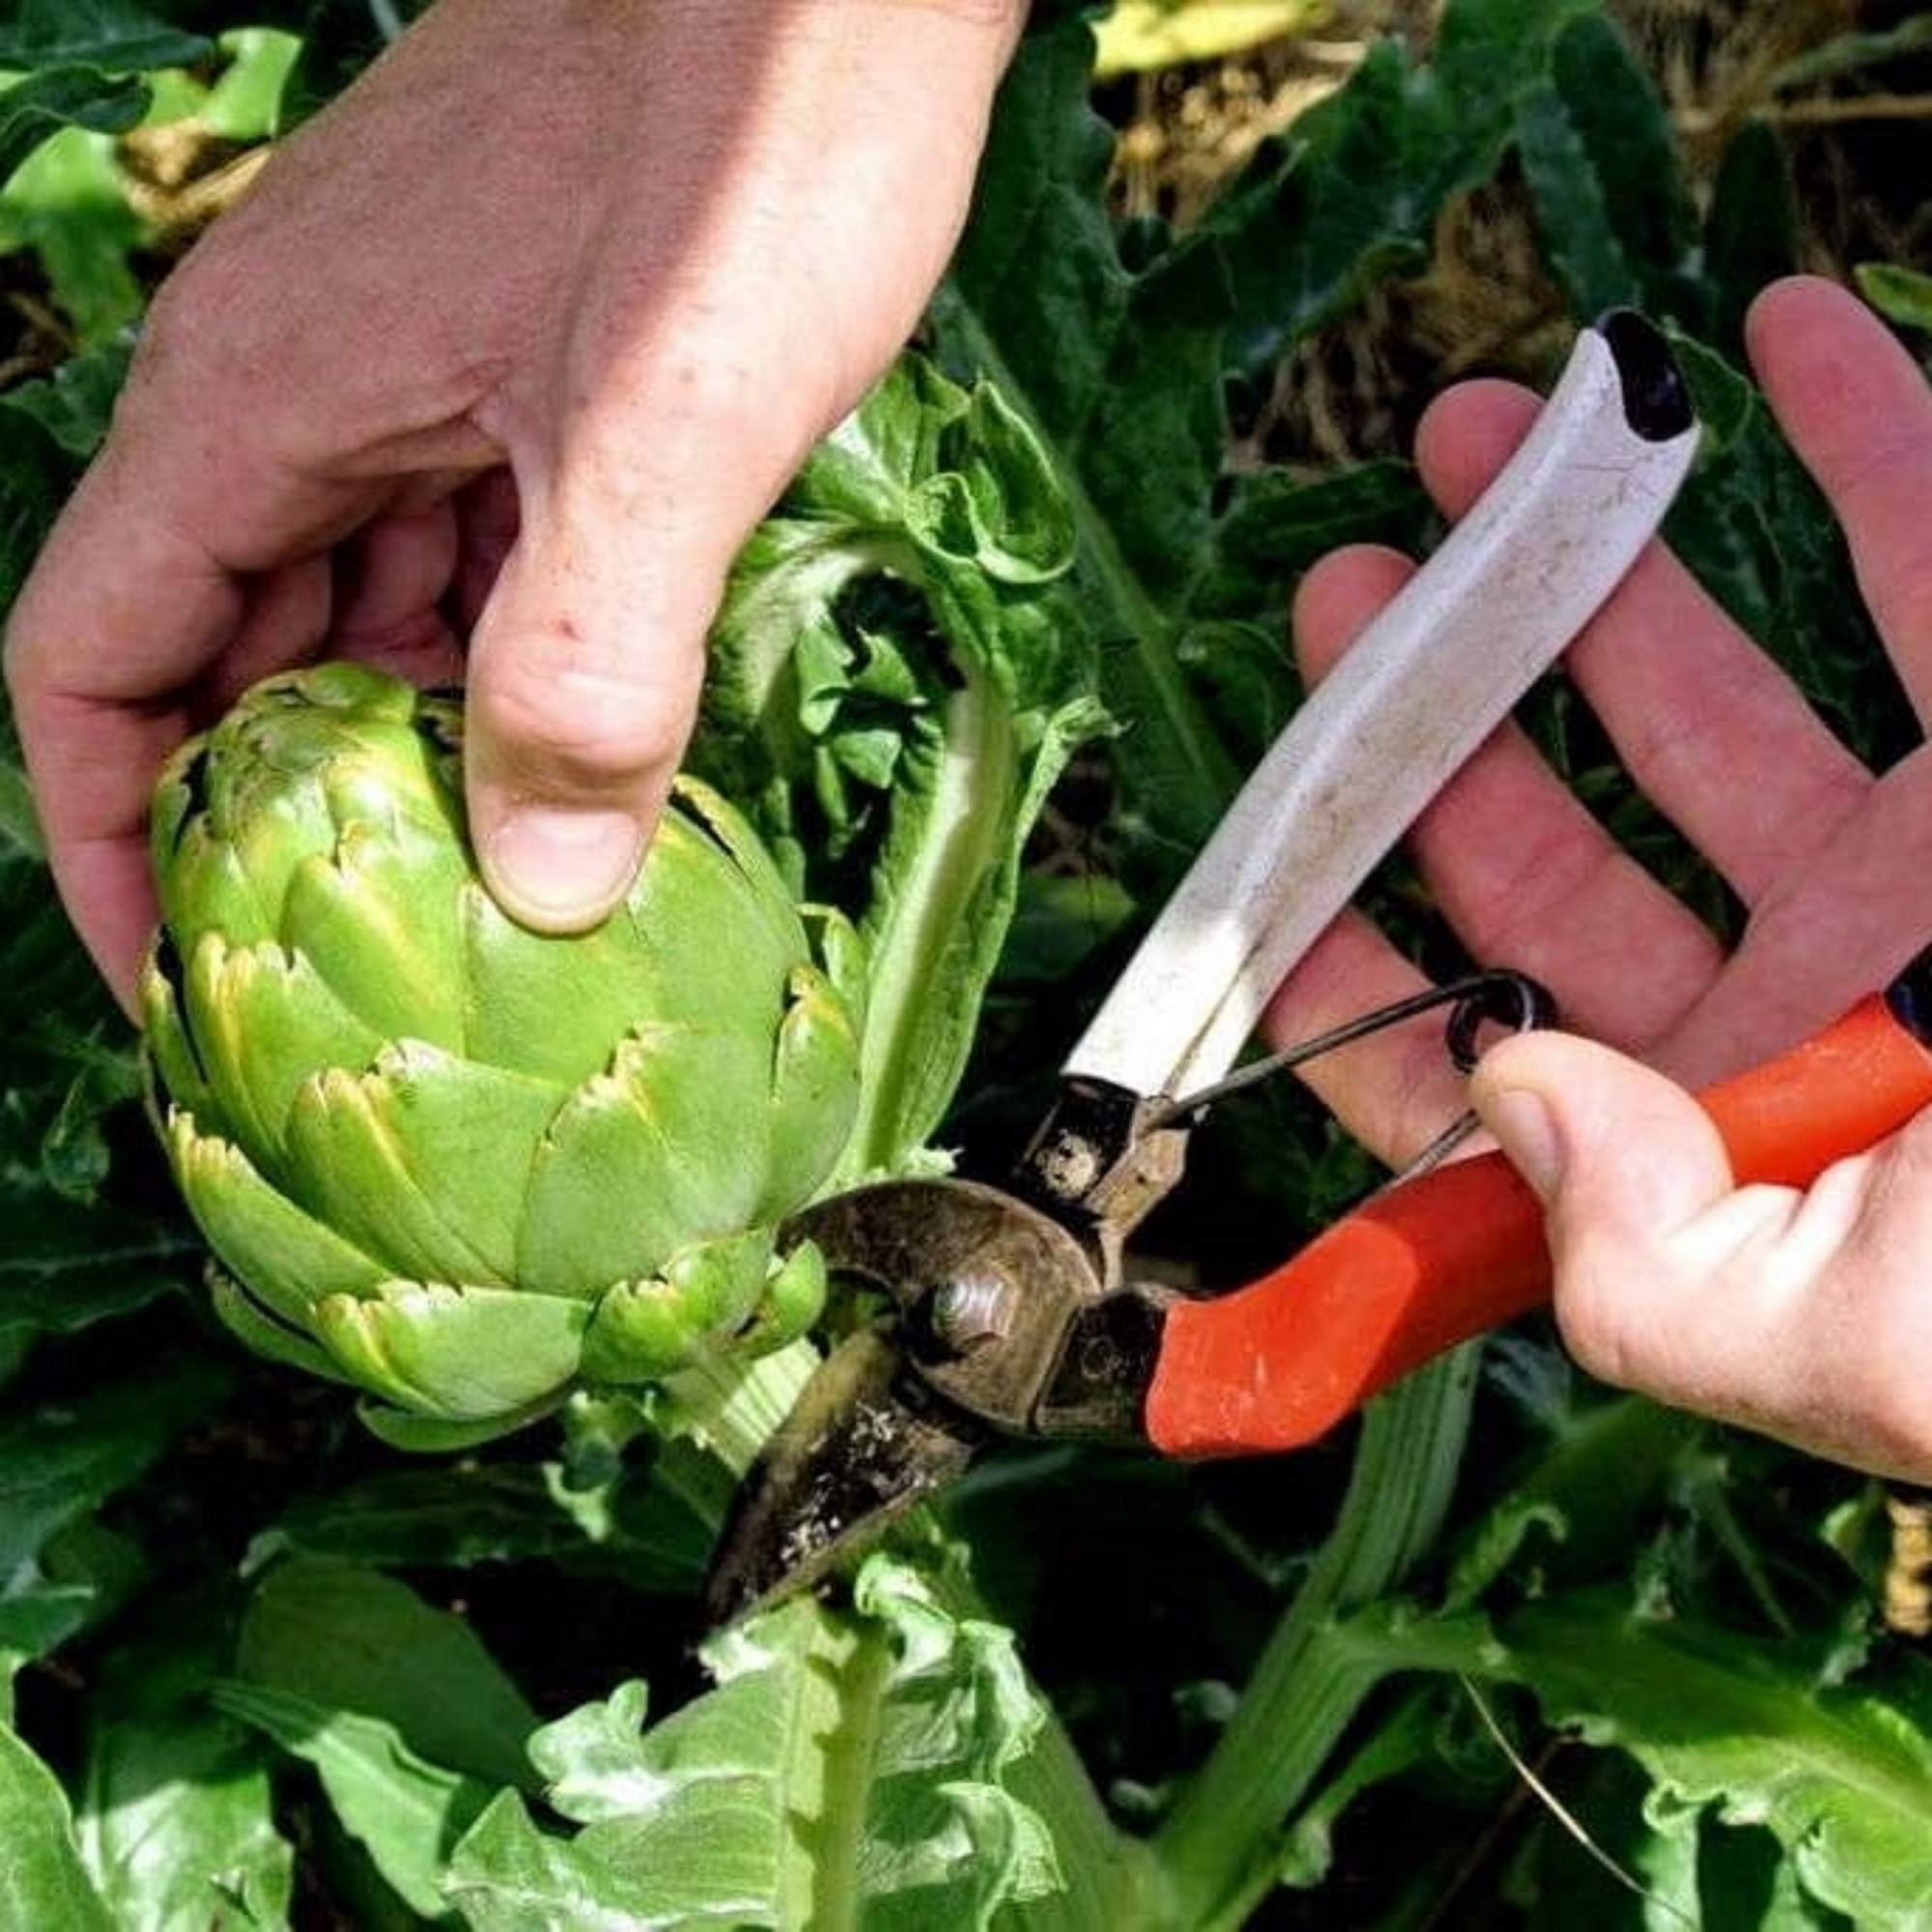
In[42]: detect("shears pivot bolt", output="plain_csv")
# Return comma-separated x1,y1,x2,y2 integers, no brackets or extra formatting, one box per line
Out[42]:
928,1269,1019,1354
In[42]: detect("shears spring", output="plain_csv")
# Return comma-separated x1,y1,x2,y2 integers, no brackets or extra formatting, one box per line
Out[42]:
1142,968,1557,1180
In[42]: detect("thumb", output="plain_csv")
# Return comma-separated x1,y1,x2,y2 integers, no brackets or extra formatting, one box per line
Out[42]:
1470,1031,1735,1252
463,405,793,932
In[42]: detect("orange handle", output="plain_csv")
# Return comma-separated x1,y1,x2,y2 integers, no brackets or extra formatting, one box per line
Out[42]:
1146,990,1932,1457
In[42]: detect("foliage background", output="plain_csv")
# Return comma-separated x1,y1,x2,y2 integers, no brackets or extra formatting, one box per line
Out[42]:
3,0,1932,1926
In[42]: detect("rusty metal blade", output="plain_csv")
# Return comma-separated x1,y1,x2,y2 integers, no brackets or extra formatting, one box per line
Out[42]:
704,1326,982,1627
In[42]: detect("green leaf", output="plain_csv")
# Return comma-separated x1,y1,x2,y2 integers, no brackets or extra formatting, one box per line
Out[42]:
933,3,1597,871
40,1044,142,1203
1445,1397,1702,1608
1,126,144,341
1515,14,1700,326
698,354,1103,1174
1504,1750,1709,1928
1662,332,1909,767
1188,460,1435,761
216,1679,490,1922
1857,262,1932,334
1209,0,1602,361
0,67,152,185
446,1556,1063,1930
997,871,1136,988
1197,460,1434,623
1703,122,1798,356
76,1612,294,1932
1345,1591,1932,1927
235,1558,536,1793
1,334,129,457
1,1520,148,1713
1275,1691,1441,1889
0,401,73,612
0,1046,199,1339
202,30,301,141
0,2,212,72
0,1724,115,1930
934,25,1234,858
253,1448,718,1595
0,1354,227,1579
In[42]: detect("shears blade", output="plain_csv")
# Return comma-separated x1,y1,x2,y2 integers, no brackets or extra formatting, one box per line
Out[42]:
705,1326,982,1627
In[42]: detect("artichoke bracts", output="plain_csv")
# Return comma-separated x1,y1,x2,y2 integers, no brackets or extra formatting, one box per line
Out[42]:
141,665,864,1448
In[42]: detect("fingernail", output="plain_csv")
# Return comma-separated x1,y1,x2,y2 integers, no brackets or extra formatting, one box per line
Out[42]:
487,807,641,929
1483,1088,1565,1202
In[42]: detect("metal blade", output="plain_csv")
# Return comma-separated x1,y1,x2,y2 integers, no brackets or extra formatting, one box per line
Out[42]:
705,1326,982,1626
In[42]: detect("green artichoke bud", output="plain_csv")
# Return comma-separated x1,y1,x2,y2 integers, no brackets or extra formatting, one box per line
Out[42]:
142,664,864,1449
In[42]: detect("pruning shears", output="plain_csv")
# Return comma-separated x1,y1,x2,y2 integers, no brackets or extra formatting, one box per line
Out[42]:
706,313,1932,1624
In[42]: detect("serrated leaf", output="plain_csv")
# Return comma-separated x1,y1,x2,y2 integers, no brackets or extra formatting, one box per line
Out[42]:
235,1558,536,1793
1515,14,1700,327
1510,1605,1932,1927
1446,1398,1701,1608
446,1557,1064,1931
697,354,1104,1175
1358,1597,1932,1927
1210,0,1601,362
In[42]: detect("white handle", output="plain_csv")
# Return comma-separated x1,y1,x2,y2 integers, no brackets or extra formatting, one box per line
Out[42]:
1067,317,1699,1099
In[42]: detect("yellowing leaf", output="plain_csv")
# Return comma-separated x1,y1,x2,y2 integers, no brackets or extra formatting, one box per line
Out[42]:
1093,0,1328,77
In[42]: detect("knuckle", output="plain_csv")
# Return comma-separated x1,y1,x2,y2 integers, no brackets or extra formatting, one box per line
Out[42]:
478,654,696,790
132,252,227,378
134,226,290,417
1844,1341,1932,1476
1549,1240,1652,1390
1887,1106,1932,1181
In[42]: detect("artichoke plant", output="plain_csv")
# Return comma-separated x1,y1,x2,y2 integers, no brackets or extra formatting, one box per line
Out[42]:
141,664,864,1448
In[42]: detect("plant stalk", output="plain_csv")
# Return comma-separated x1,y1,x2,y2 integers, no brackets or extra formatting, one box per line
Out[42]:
662,1338,818,1481
1151,1346,1482,1927
663,1346,1139,1925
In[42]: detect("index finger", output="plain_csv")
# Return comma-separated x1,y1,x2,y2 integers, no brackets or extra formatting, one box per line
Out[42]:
5,437,245,1009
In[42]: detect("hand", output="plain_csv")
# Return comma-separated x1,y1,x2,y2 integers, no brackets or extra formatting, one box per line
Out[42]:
4,0,1020,1010
1269,275,1932,1481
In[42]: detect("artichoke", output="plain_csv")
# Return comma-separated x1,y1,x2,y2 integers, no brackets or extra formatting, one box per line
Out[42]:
141,664,864,1448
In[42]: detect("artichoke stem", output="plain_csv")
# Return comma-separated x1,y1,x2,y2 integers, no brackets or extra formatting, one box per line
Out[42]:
661,1336,819,1480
